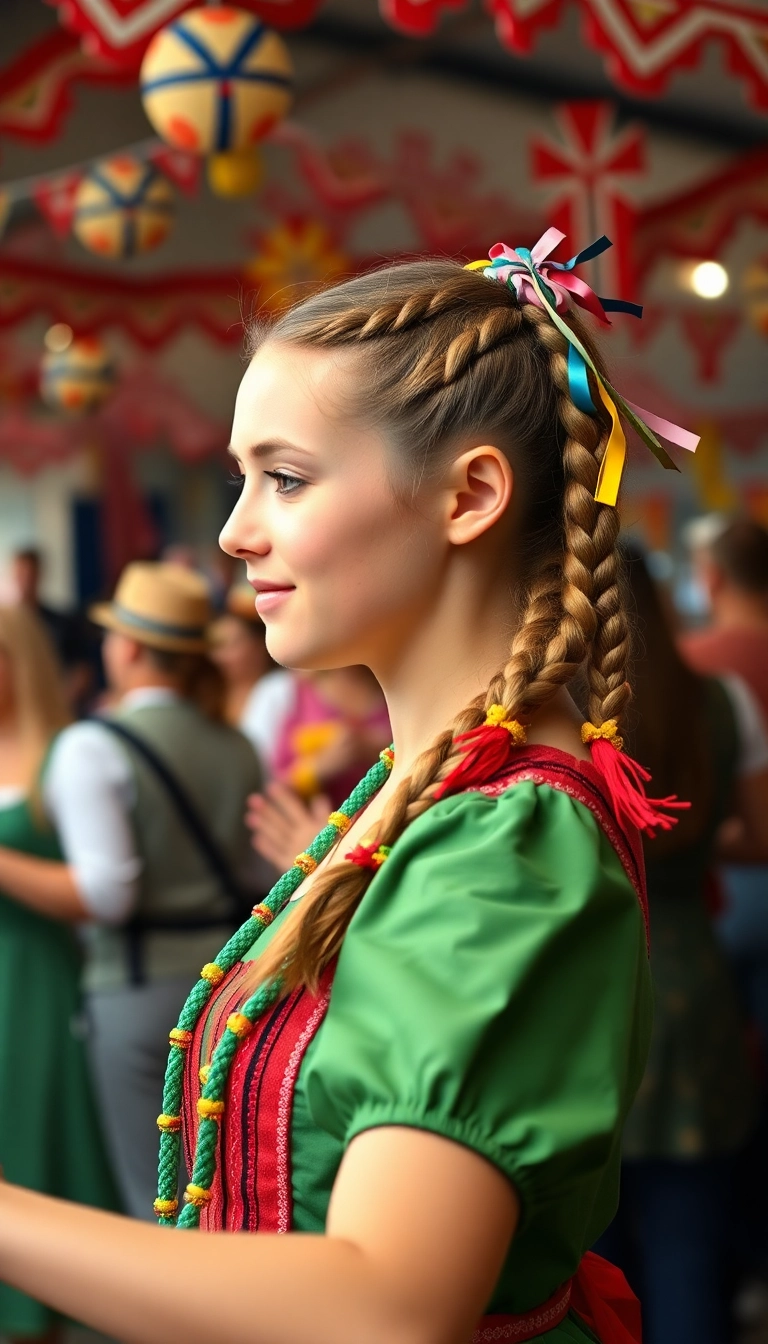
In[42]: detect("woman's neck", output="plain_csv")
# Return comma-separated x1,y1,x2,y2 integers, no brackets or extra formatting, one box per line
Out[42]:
370,567,587,782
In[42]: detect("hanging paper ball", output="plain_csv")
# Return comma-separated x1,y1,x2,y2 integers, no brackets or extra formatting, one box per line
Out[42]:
207,147,264,198
140,7,293,156
72,156,175,259
40,336,116,413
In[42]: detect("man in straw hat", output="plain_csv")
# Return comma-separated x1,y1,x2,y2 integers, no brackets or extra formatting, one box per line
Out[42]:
0,562,263,1218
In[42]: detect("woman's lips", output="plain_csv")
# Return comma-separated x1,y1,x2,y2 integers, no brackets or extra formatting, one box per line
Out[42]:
251,585,294,614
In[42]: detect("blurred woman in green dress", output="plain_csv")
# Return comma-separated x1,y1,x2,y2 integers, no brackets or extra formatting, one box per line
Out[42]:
0,604,118,1342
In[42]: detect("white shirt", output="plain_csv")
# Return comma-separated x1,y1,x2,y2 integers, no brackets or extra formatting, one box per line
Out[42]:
238,669,295,771
43,687,183,925
721,674,768,776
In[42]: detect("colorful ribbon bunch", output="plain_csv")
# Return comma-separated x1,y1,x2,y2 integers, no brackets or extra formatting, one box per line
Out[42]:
466,228,699,506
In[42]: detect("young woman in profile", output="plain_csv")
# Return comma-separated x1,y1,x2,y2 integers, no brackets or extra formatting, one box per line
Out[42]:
0,243,677,1344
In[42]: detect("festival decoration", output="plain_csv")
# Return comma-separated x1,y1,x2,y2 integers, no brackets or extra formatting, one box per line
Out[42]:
679,309,742,384
73,155,175,258
531,102,645,300
207,148,264,198
634,145,768,282
243,216,349,312
744,258,768,338
47,0,321,67
495,1,768,112
40,334,116,412
0,29,133,146
32,171,84,239
140,7,293,154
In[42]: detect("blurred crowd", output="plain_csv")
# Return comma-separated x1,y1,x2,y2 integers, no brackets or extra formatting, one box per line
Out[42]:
2,520,768,1343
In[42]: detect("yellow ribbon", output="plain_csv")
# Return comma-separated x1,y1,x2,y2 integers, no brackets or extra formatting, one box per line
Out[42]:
593,382,627,508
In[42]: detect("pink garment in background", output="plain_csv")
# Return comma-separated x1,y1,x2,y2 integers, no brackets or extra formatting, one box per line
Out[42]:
272,676,391,810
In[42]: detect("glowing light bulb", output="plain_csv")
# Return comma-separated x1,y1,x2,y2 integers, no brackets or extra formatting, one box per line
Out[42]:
44,323,74,353
690,261,729,300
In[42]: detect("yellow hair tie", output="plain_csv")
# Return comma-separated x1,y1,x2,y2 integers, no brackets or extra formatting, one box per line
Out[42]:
200,962,225,986
226,1012,252,1039
153,1197,178,1217
184,1183,212,1207
484,704,527,744
197,1098,225,1120
581,719,624,751
328,810,351,834
156,1113,181,1133
294,852,318,876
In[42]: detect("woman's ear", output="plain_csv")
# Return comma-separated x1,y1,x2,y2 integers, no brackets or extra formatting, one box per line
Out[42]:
444,446,514,547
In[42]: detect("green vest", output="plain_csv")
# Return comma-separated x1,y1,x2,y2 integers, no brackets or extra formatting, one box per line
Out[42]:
83,699,263,991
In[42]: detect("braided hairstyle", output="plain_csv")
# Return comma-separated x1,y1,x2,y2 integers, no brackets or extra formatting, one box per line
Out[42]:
248,260,631,995
157,258,634,1226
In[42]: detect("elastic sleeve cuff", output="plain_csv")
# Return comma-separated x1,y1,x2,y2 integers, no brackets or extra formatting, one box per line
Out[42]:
343,1104,535,1228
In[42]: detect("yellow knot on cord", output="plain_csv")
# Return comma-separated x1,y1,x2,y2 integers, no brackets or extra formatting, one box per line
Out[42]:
380,747,395,770
294,852,318,876
169,1028,193,1050
484,705,527,744
581,719,624,751
197,1098,225,1120
226,1012,252,1039
328,810,351,834
184,1183,212,1208
153,1197,178,1217
199,1064,210,1086
200,962,225,986
157,1113,181,1133
251,903,274,925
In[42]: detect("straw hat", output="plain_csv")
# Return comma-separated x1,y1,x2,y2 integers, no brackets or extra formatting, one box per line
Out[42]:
225,581,261,623
90,562,212,653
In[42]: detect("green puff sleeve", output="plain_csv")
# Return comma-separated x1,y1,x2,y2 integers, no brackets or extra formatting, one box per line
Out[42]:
302,782,652,1312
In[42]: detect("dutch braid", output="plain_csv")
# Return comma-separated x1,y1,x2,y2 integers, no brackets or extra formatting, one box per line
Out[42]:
157,258,633,1226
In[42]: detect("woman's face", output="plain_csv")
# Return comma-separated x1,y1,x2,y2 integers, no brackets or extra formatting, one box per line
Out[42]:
220,343,447,673
210,615,269,685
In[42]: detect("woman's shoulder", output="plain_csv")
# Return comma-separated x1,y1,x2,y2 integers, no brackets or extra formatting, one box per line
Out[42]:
348,753,646,961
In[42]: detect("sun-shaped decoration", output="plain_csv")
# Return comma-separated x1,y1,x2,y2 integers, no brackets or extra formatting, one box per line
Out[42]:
243,217,349,312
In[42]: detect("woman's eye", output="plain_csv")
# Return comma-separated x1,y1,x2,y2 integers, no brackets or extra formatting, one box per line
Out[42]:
264,470,306,496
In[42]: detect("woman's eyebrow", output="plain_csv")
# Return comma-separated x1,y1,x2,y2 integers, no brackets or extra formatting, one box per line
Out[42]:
227,438,313,461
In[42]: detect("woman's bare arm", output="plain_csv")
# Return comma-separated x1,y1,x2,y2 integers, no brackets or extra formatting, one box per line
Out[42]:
0,847,86,920
0,1127,518,1344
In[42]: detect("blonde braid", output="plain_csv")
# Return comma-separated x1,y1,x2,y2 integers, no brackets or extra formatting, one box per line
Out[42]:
521,306,631,729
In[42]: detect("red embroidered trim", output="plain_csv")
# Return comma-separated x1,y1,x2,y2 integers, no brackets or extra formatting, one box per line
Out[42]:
472,1280,572,1342
275,980,334,1233
184,960,335,1233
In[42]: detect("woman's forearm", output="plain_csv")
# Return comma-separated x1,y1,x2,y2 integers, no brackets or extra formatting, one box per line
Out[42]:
0,847,87,920
0,1185,425,1344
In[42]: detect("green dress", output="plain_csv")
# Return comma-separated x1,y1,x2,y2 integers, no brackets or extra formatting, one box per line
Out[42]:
0,791,119,1337
193,775,653,1337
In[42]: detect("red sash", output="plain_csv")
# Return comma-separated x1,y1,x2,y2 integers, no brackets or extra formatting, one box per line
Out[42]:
184,748,646,1340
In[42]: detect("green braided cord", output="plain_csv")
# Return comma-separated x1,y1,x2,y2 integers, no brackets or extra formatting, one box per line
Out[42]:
155,748,394,1225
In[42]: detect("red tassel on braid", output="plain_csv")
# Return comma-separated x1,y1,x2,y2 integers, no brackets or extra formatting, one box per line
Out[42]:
582,721,690,839
434,706,527,802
